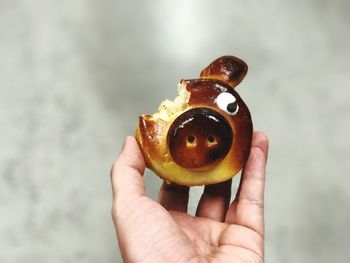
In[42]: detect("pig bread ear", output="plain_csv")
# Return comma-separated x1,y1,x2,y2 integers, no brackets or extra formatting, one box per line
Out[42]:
200,56,248,89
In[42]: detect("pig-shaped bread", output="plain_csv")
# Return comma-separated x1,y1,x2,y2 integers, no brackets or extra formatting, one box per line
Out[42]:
136,56,253,186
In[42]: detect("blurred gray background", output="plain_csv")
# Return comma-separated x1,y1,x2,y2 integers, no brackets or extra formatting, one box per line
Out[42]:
1,0,349,262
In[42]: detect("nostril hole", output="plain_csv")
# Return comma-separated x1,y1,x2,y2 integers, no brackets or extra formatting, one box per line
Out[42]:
207,135,215,144
187,135,196,144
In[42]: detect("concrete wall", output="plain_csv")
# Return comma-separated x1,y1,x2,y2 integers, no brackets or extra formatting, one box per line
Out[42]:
1,0,349,262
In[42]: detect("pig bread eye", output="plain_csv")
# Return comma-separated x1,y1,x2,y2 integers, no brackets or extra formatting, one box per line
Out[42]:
215,92,239,116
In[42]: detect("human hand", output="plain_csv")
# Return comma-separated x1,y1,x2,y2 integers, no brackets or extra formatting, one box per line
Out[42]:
111,132,269,263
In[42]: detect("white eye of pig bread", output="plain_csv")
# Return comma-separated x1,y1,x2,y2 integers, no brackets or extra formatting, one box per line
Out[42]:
150,82,190,122
215,92,239,116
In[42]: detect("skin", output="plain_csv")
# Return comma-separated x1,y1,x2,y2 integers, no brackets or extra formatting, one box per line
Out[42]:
111,131,269,263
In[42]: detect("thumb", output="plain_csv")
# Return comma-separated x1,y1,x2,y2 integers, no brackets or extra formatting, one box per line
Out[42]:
110,136,146,201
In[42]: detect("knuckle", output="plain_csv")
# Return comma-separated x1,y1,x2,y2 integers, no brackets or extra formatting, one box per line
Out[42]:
238,197,264,209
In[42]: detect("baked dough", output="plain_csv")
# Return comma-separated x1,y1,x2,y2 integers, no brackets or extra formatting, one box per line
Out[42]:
135,56,253,186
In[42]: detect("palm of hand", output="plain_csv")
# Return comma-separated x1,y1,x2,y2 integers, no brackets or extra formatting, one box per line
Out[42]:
168,210,263,263
112,132,268,263
116,196,263,263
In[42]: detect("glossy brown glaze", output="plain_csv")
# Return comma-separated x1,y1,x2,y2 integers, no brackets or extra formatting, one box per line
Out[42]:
135,56,253,186
185,79,252,173
200,56,248,88
168,108,233,170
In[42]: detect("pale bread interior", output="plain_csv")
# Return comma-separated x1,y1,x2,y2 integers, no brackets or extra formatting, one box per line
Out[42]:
150,81,190,122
